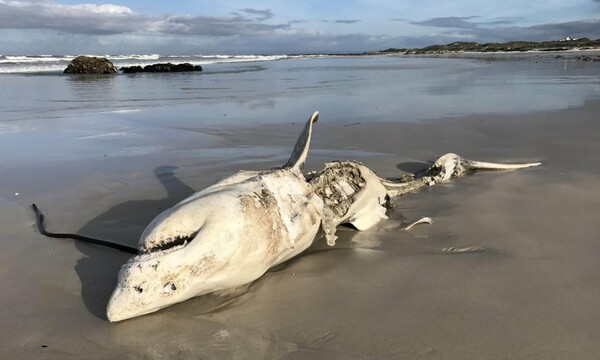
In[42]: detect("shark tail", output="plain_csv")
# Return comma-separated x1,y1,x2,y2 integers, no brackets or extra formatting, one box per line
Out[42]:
462,159,542,170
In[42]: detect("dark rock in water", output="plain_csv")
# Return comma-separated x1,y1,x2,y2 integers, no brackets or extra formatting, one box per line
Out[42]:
120,63,202,73
64,56,117,74
121,65,144,73
576,55,600,62
145,63,202,72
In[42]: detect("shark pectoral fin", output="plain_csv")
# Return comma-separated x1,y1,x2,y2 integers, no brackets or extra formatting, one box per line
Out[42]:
325,233,338,247
349,205,388,231
284,111,319,171
402,216,433,230
321,218,338,246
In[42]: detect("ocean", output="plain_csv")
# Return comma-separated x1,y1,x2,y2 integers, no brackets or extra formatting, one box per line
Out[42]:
0,54,293,74
1,54,599,125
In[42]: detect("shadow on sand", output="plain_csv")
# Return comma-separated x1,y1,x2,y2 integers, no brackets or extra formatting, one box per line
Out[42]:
73,166,195,319
396,161,431,174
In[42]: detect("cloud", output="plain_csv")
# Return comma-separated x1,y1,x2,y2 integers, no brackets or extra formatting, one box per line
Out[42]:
0,0,136,35
334,19,361,24
0,0,598,54
400,18,600,46
481,19,519,26
0,0,288,36
410,16,479,29
408,15,600,43
147,16,289,36
238,8,274,21
396,16,518,28
320,19,361,24
0,0,372,53
222,32,389,54
485,19,600,42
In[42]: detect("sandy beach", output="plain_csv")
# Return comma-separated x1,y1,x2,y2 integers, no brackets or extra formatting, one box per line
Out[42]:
1,55,600,359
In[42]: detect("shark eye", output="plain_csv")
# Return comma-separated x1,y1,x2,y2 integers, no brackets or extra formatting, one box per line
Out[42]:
163,282,177,293
134,286,143,293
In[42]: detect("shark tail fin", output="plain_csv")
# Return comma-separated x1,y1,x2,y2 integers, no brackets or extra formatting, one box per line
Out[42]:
462,159,542,170
380,153,541,197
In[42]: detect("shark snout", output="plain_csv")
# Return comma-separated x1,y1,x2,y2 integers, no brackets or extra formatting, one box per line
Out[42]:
106,252,194,322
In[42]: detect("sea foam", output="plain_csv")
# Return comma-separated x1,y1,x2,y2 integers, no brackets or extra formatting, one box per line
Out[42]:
0,54,291,74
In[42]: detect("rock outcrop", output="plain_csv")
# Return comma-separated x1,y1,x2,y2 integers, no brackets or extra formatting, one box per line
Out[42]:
120,63,202,73
64,56,117,74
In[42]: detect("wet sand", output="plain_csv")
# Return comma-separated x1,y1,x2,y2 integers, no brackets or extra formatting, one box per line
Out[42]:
1,59,600,358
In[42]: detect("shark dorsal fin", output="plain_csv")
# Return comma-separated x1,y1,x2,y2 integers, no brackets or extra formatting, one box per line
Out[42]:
284,111,319,171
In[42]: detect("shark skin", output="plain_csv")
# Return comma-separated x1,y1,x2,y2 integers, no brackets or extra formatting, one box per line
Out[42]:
106,112,323,322
106,112,541,322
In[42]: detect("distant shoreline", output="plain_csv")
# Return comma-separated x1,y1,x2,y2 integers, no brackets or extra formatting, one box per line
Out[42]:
320,49,600,59
366,38,600,56
376,49,600,63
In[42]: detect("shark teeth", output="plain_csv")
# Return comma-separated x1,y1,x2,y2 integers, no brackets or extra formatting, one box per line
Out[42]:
131,245,182,262
137,230,199,257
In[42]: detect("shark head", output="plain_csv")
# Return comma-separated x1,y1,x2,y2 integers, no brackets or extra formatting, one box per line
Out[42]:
106,112,321,322
106,196,234,322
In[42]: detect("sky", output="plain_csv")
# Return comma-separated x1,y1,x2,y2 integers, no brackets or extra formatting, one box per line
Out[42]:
0,0,599,54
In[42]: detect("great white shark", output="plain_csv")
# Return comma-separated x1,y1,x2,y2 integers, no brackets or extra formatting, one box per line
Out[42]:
105,111,540,321
31,111,541,322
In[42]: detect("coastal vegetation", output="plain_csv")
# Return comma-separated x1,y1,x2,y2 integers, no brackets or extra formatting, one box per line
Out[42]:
372,38,600,55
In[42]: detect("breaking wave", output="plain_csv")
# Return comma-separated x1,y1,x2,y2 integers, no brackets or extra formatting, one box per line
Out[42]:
0,54,293,74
